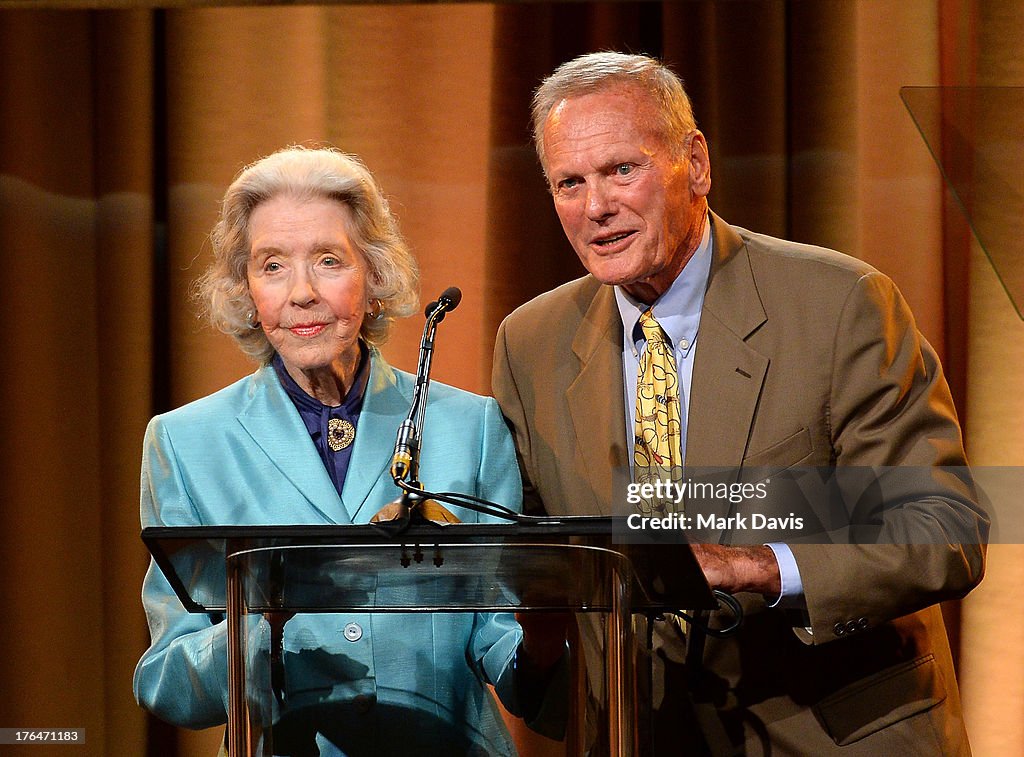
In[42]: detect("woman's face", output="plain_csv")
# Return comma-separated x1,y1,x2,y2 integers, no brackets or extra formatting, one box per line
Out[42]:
247,194,370,393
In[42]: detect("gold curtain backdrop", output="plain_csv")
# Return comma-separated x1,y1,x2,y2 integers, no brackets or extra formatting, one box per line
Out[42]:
0,2,1021,755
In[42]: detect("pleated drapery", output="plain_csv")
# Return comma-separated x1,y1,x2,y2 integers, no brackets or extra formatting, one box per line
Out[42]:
0,3,1021,755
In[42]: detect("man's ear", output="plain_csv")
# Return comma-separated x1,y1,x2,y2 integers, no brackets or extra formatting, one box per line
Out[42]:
688,130,712,198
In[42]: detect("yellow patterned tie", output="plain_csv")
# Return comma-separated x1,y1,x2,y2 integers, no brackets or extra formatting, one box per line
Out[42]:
633,309,683,511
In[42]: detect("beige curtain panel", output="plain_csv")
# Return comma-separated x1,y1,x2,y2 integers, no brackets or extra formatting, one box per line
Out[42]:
0,2,1021,755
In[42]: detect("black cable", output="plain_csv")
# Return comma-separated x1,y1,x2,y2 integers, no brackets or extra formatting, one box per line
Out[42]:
394,478,556,524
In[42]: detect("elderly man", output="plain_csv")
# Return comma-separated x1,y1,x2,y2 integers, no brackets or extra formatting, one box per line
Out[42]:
493,52,987,755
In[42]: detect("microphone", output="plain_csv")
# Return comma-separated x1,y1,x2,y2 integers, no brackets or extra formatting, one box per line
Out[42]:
375,282,534,526
425,286,462,321
389,286,461,485
390,419,416,482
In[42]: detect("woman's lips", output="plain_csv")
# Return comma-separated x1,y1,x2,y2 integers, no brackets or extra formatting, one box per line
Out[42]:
288,323,328,337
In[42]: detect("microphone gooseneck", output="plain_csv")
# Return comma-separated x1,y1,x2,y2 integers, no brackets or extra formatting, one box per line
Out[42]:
389,287,463,487
379,285,530,528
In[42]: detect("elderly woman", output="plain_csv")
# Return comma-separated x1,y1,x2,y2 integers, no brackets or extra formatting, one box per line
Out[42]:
133,147,555,755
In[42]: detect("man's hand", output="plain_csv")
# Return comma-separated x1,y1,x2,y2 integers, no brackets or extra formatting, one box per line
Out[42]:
691,543,782,597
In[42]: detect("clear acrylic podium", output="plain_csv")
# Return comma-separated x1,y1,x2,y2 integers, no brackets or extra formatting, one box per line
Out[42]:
143,518,715,756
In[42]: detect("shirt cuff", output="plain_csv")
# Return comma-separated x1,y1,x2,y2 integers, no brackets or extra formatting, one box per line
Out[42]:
764,542,805,609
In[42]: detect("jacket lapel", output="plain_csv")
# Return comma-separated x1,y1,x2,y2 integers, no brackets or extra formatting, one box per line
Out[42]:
236,366,348,524
683,216,769,542
686,214,769,470
339,355,409,522
567,284,629,515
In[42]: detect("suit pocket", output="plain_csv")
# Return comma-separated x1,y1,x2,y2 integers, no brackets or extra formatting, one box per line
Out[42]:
742,427,812,470
815,653,947,746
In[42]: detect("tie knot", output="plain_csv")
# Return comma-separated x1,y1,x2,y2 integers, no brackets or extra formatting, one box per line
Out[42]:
638,309,668,345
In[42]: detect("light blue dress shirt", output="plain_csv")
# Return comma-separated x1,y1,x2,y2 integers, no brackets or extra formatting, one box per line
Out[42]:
613,216,803,607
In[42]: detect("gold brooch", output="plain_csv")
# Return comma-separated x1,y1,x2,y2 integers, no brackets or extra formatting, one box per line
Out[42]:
327,418,355,452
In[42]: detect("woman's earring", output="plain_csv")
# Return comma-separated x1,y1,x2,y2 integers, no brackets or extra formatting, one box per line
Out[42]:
245,310,261,329
368,299,384,320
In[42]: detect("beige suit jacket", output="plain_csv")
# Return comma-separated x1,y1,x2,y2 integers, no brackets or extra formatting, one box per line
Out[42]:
492,213,987,755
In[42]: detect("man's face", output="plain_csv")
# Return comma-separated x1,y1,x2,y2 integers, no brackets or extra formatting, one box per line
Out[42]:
541,85,710,303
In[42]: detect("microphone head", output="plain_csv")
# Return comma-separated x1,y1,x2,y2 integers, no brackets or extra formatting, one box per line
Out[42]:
425,286,463,319
438,286,462,310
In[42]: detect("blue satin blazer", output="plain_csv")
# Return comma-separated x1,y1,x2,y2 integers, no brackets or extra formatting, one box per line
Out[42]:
133,353,525,756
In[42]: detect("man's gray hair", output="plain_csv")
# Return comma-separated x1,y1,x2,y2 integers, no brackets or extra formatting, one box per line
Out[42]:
196,145,419,363
532,51,697,172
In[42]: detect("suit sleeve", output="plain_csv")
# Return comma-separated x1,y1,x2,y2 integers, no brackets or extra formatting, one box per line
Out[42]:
132,416,230,728
492,318,548,517
789,272,988,642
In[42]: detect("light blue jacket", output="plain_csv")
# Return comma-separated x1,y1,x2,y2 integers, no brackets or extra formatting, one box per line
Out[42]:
133,354,526,755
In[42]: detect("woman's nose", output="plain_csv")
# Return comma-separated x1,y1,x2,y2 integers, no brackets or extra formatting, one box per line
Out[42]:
289,269,318,305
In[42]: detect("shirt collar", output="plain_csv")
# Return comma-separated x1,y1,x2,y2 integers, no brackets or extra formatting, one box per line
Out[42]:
614,213,713,358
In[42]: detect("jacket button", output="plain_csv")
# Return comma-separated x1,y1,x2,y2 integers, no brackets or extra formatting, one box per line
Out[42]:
858,617,869,631
833,623,846,636
845,620,859,635
343,622,363,642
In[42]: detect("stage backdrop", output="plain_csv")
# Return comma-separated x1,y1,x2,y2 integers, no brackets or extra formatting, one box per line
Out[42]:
0,2,1021,755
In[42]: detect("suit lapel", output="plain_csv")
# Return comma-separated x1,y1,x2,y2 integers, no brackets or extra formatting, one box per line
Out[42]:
686,214,769,471
567,284,629,515
564,218,769,522
236,366,348,524
339,355,409,522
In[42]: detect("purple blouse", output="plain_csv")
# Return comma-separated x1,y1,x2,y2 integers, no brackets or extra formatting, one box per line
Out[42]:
271,345,371,495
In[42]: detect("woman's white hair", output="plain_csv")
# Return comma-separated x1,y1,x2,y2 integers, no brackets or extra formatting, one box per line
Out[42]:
196,145,419,363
